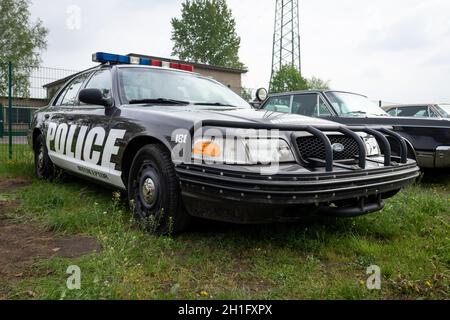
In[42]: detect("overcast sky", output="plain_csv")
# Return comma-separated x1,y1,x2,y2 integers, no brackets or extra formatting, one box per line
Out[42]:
30,0,450,103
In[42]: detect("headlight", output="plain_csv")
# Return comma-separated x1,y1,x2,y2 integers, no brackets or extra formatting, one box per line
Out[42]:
192,137,295,165
359,134,381,156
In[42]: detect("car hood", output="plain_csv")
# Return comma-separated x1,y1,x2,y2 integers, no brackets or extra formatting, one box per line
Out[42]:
334,115,450,128
122,105,339,128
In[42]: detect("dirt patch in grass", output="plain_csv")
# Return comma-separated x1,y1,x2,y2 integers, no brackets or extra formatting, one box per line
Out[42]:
0,203,102,299
0,177,31,193
0,200,20,222
0,178,102,299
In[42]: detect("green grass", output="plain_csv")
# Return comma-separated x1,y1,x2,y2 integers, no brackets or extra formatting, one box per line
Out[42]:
0,143,34,165
1,158,449,300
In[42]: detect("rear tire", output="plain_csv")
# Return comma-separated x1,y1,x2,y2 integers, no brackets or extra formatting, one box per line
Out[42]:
127,144,190,234
34,134,54,181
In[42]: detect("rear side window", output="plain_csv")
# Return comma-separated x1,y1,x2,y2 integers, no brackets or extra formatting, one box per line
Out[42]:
397,106,429,117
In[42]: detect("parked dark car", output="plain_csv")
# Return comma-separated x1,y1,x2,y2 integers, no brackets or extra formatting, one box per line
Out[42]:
258,90,450,169
29,54,419,233
384,104,450,119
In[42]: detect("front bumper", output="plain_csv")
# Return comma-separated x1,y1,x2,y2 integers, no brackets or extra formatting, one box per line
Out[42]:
416,146,450,168
176,161,420,223
436,146,450,168
176,123,420,224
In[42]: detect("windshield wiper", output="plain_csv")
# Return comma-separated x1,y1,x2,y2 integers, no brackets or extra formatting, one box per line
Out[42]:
194,102,238,108
128,98,189,105
346,110,386,116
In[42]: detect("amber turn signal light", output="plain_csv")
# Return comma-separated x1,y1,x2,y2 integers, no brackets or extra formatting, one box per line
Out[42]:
192,141,221,157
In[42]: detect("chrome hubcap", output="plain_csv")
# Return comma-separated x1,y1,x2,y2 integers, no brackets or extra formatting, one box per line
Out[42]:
142,177,156,205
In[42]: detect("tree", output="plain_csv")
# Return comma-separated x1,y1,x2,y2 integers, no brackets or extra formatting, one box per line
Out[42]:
240,88,252,102
306,76,330,90
269,64,308,94
0,0,48,98
270,65,332,93
171,0,244,69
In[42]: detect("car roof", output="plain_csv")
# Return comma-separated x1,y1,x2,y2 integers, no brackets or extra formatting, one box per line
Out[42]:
384,104,437,109
268,90,368,98
113,63,202,76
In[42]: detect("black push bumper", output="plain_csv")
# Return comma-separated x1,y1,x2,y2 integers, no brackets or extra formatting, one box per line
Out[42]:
176,161,419,223
176,124,420,224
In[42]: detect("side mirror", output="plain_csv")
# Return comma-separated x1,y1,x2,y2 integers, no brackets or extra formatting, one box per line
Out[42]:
255,88,268,102
79,88,112,107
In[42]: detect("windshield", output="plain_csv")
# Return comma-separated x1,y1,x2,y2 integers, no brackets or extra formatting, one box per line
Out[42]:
325,91,387,117
438,104,450,117
118,67,250,108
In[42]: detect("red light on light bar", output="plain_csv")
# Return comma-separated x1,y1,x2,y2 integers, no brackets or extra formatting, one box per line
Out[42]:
147,58,194,72
151,60,161,67
179,64,194,72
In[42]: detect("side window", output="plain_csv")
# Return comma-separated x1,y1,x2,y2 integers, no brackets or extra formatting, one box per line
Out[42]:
387,108,397,116
263,96,291,113
85,69,112,99
54,73,89,107
398,106,428,117
54,87,67,106
317,97,332,116
291,94,319,116
413,109,428,117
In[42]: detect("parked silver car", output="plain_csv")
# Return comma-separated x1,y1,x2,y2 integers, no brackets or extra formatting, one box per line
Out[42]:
384,104,450,119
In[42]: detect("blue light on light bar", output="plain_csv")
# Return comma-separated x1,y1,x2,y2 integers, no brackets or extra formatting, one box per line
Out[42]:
140,58,151,65
92,52,130,64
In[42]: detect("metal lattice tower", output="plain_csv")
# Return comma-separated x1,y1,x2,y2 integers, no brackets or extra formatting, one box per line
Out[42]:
270,0,301,84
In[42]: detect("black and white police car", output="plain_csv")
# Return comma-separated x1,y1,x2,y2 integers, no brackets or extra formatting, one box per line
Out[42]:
29,52,420,233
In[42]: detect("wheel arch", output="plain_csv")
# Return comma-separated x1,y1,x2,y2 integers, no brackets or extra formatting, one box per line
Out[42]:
121,135,172,188
404,138,418,161
32,128,43,150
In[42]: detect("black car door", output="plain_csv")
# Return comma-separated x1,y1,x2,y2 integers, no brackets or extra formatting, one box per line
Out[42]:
63,68,125,188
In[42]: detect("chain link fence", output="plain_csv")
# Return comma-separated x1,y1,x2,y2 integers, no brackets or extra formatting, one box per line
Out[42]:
0,63,79,163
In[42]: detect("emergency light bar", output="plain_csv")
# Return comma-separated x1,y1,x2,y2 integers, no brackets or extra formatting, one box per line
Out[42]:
92,52,194,72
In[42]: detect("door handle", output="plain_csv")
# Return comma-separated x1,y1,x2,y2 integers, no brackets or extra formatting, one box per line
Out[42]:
44,114,50,119
67,116,74,121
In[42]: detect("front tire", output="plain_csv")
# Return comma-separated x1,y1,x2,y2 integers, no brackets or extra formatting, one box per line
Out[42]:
34,134,54,180
128,144,190,234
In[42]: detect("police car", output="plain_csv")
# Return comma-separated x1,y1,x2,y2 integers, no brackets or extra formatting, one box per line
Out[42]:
29,52,420,233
